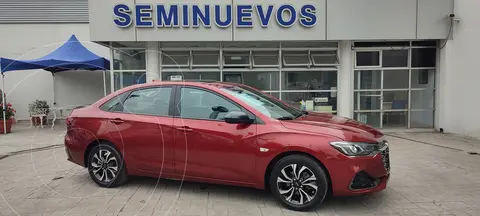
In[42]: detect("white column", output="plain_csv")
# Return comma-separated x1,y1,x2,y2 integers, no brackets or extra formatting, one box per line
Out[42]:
146,42,160,82
436,39,455,133
337,40,354,118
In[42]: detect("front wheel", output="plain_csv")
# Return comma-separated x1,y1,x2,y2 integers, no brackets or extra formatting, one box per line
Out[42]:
269,155,329,211
87,143,128,188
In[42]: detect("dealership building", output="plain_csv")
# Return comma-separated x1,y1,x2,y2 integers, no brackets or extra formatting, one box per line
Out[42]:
2,0,480,138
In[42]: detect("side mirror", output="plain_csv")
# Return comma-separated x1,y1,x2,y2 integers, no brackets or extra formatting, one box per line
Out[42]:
224,111,254,124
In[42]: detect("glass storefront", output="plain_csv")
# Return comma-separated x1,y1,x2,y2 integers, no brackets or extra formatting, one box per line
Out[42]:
110,40,437,128
353,41,437,128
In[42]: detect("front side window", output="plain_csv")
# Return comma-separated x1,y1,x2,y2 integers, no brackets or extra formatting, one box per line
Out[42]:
220,86,302,120
180,88,241,120
121,87,172,116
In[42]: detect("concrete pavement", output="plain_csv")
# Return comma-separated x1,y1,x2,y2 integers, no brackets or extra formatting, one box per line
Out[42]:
0,127,480,215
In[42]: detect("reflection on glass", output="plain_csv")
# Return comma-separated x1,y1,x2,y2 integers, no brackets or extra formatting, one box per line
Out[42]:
355,70,381,89
356,112,381,128
412,48,436,67
383,112,408,128
383,70,409,89
162,72,220,81
114,72,146,91
356,51,380,66
283,71,337,91
382,50,408,67
354,91,381,110
383,91,408,110
411,69,435,89
223,72,279,91
282,92,337,112
113,49,146,70
411,90,434,110
411,111,434,128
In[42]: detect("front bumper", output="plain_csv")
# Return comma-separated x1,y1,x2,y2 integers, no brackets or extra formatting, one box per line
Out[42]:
327,145,390,196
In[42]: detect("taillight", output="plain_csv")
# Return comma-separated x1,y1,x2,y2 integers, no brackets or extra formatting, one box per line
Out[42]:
66,117,73,128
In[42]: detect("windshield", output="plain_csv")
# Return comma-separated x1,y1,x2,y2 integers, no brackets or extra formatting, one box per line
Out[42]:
219,85,303,120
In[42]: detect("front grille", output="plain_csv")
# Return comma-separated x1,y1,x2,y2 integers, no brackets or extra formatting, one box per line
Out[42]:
380,141,390,172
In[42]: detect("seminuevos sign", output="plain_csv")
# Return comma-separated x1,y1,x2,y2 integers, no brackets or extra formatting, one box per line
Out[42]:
113,4,317,28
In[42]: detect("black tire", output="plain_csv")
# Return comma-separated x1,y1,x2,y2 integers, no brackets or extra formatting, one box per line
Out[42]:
87,143,128,188
269,155,328,211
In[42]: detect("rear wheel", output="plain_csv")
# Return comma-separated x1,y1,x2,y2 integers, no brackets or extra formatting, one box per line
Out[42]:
87,143,128,188
269,155,328,211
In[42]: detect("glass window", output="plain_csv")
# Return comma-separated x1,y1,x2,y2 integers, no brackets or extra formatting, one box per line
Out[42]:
266,92,280,99
383,111,408,128
100,92,128,112
412,41,436,47
224,51,250,66
223,72,279,91
411,90,434,110
162,51,189,67
114,72,147,91
355,70,381,89
283,51,311,66
162,72,220,81
382,50,408,67
411,69,435,89
356,51,380,67
180,88,241,120
192,51,219,66
412,48,436,67
283,71,337,91
356,112,381,128
252,51,279,67
383,91,408,110
410,111,434,128
383,70,409,89
311,51,339,66
283,92,337,113
354,91,381,110
113,49,146,70
122,87,172,116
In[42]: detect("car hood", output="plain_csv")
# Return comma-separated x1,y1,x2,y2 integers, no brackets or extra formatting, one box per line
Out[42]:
280,112,383,142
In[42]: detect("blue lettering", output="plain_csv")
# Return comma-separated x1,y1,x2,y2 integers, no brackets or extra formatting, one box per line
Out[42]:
113,4,132,27
300,4,317,27
157,5,179,27
237,5,253,28
255,5,274,28
214,5,232,28
276,4,296,28
192,5,211,28
182,5,189,27
135,4,153,27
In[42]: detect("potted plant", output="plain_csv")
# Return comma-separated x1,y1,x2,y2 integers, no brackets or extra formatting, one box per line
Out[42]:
29,100,50,126
0,103,16,134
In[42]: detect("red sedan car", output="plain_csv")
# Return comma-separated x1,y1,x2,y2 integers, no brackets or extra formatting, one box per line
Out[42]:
65,81,390,211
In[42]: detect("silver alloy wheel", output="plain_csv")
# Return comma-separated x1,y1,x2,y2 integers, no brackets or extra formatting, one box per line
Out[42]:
91,149,118,183
277,164,318,205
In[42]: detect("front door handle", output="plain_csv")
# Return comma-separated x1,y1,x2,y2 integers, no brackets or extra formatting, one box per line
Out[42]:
176,126,193,132
109,118,124,125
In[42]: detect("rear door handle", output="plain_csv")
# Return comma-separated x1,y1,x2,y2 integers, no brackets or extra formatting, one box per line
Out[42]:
109,118,124,125
176,126,193,132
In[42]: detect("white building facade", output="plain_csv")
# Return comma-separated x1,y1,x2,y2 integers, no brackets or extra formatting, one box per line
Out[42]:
2,0,480,138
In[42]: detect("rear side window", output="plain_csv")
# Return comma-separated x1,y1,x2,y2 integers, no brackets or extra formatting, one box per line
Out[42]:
121,87,172,116
100,92,128,112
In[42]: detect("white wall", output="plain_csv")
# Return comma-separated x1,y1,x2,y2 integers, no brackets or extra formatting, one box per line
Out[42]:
0,23,109,120
437,0,480,138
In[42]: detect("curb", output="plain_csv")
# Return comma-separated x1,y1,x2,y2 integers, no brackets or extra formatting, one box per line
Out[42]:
0,144,64,161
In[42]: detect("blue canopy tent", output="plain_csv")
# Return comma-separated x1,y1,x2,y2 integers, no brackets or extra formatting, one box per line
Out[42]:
0,35,110,134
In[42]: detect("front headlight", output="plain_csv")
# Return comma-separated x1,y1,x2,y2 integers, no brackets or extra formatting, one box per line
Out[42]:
330,141,379,156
